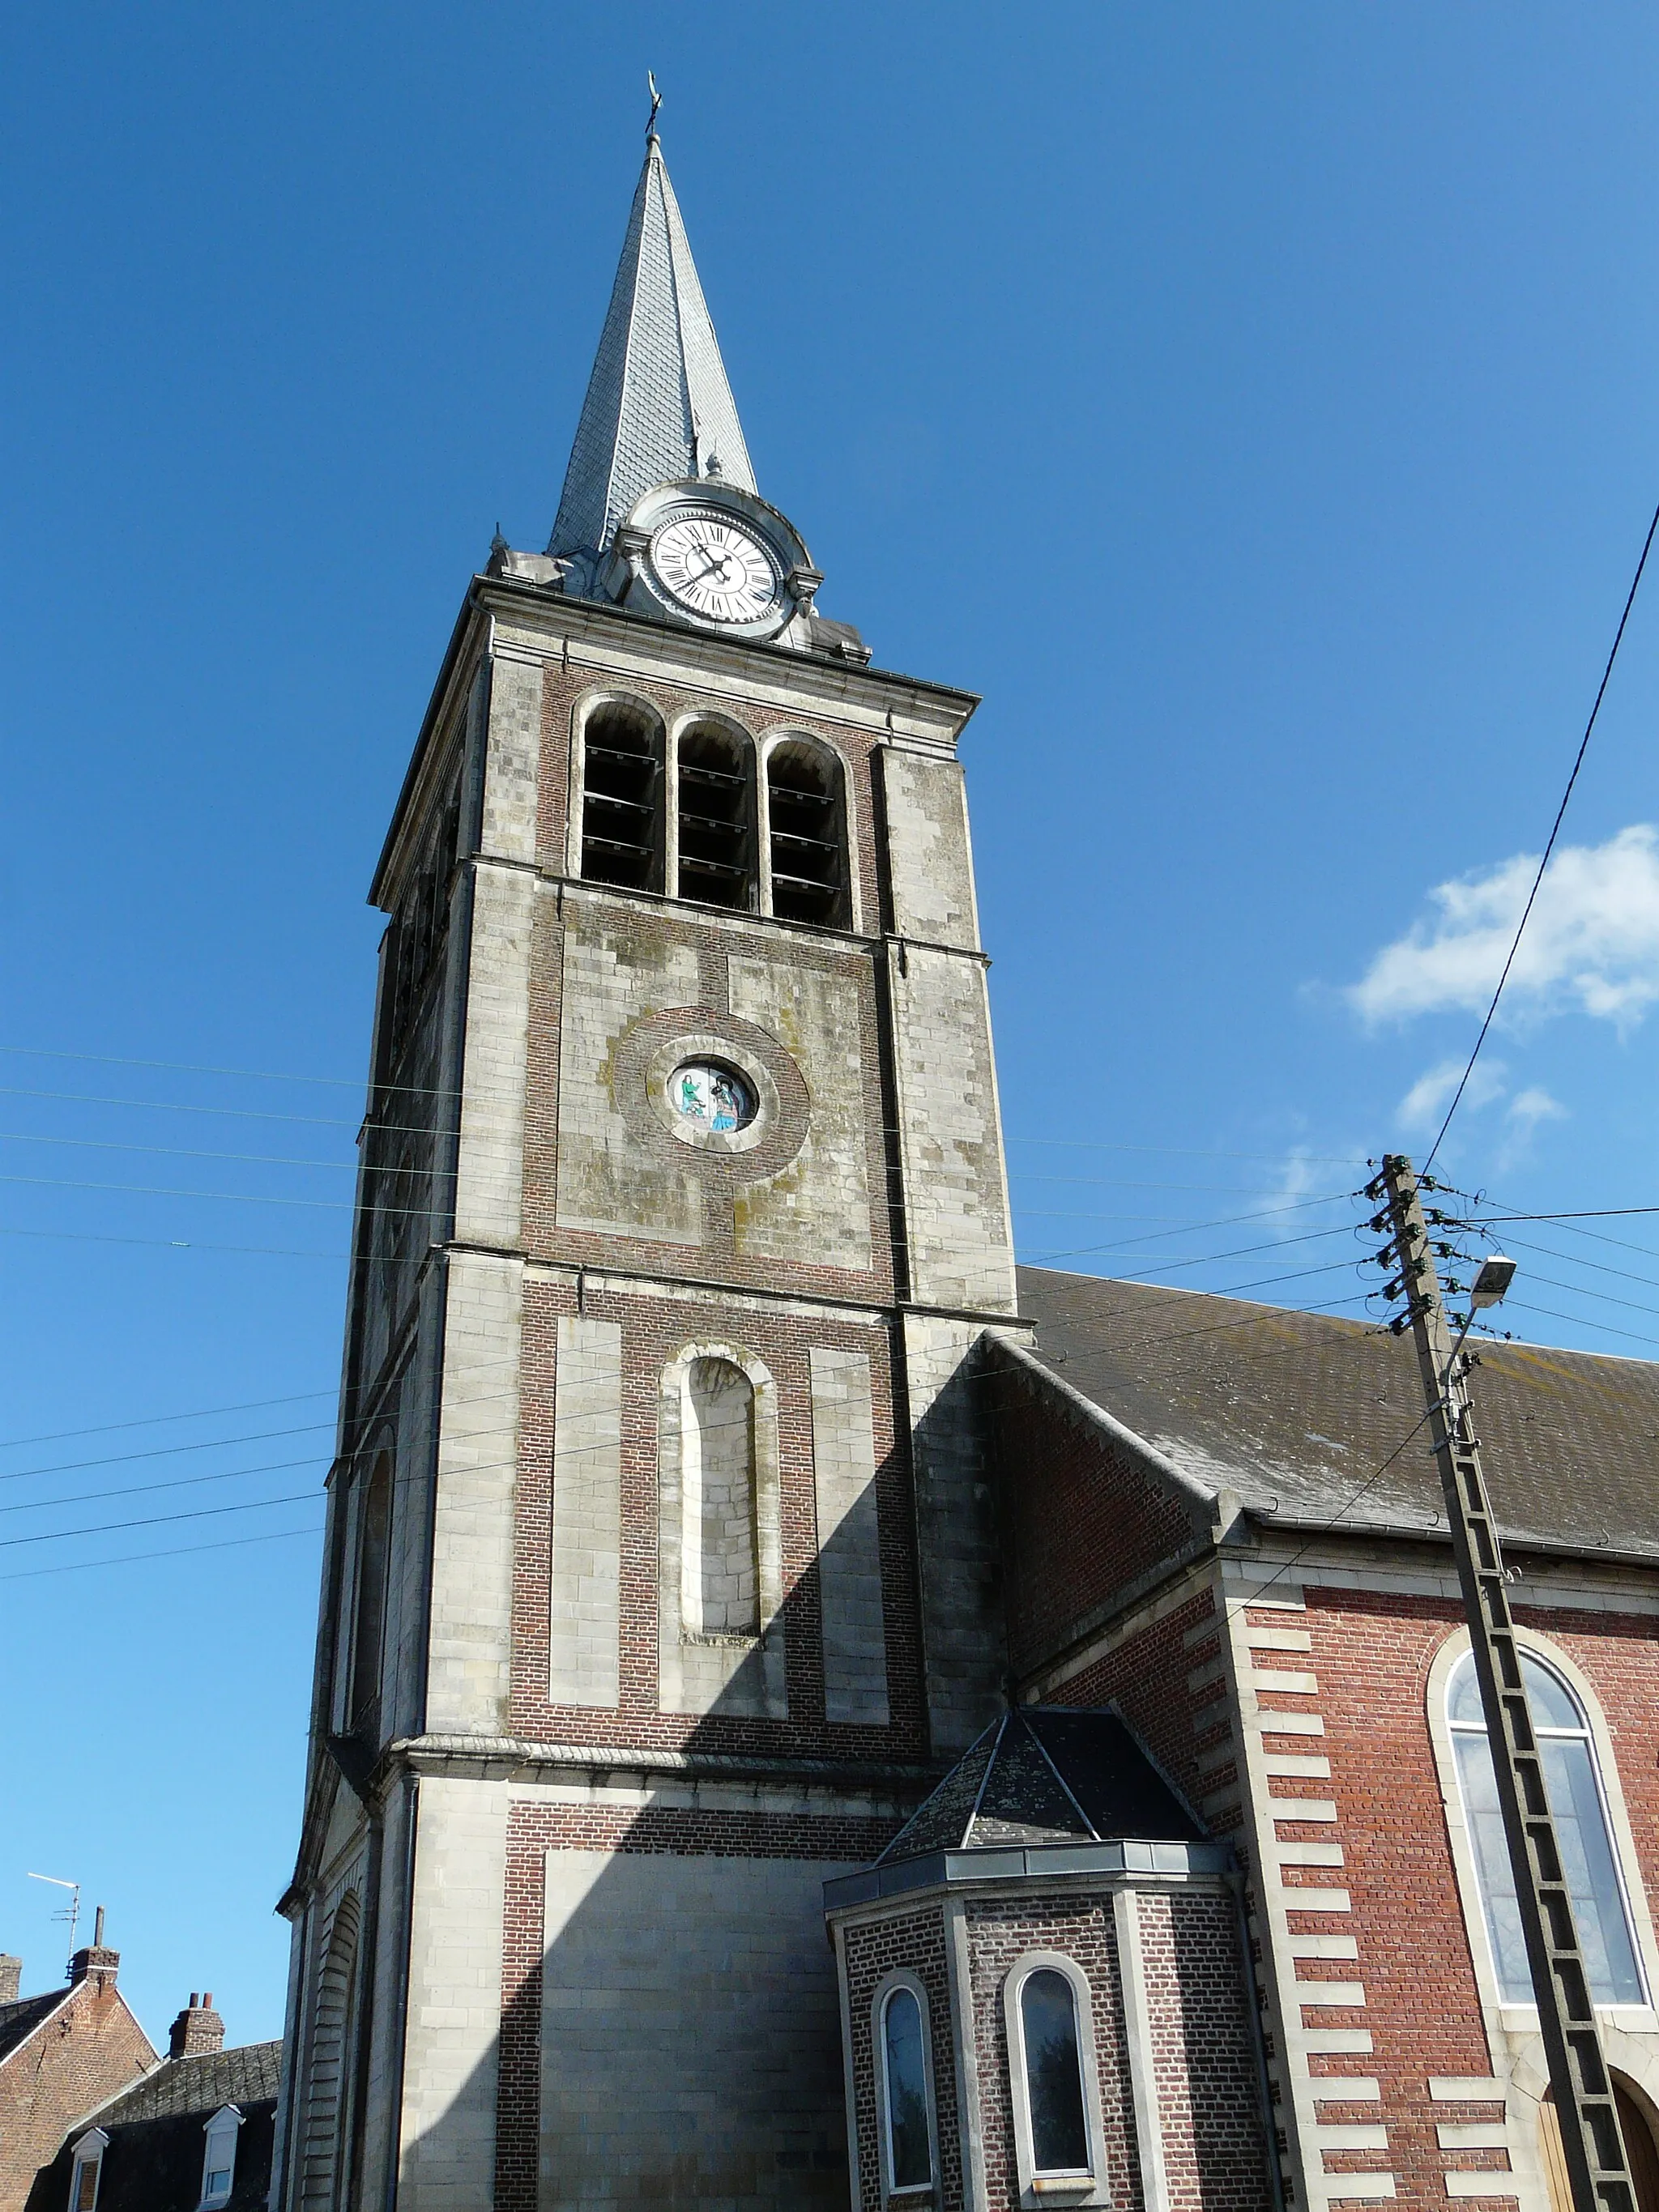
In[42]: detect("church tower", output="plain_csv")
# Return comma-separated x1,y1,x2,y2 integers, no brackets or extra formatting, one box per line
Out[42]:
271,121,1019,2212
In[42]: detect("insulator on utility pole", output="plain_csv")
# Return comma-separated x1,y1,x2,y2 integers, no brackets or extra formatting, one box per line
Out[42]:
1371,1154,1633,2212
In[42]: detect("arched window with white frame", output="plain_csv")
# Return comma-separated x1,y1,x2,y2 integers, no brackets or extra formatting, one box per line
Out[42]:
1446,1645,1646,2005
1002,1952,1108,2205
873,1973,936,2197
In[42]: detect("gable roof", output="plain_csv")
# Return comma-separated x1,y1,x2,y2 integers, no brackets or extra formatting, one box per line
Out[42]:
548,133,756,562
0,1990,68,2066
879,1708,1204,1865
87,2041,282,2125
1017,1266,1659,1564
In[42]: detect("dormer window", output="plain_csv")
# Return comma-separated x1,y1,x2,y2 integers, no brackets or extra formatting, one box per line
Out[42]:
68,2130,107,2212
200,2104,244,2207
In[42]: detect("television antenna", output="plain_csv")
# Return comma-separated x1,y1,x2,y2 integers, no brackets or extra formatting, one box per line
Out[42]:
26,1873,80,1978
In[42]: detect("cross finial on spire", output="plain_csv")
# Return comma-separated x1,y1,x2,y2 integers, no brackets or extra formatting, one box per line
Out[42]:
646,70,663,143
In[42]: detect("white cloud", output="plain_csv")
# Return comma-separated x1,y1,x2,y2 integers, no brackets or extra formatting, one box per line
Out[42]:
1350,825,1659,1032
1507,1085,1567,1130
1397,1058,1507,1129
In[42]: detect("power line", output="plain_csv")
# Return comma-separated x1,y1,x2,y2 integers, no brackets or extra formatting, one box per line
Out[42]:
0,1522,325,1584
1422,497,1659,1171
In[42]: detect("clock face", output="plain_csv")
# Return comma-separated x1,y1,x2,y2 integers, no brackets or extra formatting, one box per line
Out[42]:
650,514,780,625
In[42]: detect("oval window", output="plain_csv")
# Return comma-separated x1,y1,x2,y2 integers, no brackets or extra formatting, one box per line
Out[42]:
668,1061,756,1135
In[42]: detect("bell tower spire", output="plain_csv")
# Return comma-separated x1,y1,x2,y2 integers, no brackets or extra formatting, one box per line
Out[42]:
548,118,756,565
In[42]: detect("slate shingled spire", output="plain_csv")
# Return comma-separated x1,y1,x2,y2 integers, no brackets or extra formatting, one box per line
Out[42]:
548,130,757,562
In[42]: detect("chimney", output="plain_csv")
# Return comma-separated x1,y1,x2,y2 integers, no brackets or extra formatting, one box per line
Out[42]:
168,1992,225,2058
0,1956,20,2005
69,1910,118,1990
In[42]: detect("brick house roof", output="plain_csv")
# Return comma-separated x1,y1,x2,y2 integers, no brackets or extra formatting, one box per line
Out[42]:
25,2044,282,2212
1017,1264,1659,1562
0,1992,69,2066
87,2039,281,2124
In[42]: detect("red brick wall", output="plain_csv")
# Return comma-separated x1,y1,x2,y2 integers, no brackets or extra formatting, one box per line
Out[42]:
992,1368,1203,1681
1293,1584,1659,2204
1049,1587,1222,1824
1136,1890,1272,2212
841,1907,963,2212
495,1801,902,2212
510,1276,928,1759
966,1898,1141,2211
0,1977,155,2212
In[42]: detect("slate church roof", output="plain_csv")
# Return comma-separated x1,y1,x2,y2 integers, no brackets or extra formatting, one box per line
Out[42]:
1017,1264,1659,1564
878,1708,1204,1866
548,130,756,564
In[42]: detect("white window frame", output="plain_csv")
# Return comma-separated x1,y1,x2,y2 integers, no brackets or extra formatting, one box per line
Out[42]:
1002,1951,1111,2209
199,2103,244,2207
871,1968,939,2202
1427,1626,1659,2048
68,2129,108,2212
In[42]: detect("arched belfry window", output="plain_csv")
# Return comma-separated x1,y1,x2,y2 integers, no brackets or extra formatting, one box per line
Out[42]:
876,1978,936,2196
580,701,665,892
766,737,847,927
1446,1647,1644,2004
684,1357,757,1636
676,723,755,910
348,1451,391,1728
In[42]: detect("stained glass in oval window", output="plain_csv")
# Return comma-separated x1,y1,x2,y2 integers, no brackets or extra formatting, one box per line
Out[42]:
668,1061,756,1135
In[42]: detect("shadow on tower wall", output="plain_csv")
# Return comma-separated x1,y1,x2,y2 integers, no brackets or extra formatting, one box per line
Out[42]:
394,1352,1010,2212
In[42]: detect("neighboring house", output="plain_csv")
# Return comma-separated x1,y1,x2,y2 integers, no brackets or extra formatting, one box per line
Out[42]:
24,1997,279,2212
0,1929,153,2212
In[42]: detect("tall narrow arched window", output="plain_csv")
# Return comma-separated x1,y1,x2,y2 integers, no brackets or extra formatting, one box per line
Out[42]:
1019,1969,1090,2175
348,1452,391,1728
300,1890,360,2210
676,723,755,910
581,702,665,891
1447,1647,1644,2004
877,1981,934,2193
766,738,847,927
684,1358,757,1635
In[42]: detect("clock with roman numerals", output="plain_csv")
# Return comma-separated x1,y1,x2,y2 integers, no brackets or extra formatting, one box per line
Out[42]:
650,511,782,626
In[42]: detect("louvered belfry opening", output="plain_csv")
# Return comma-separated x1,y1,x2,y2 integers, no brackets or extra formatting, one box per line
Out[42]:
581,703,665,890
766,738,845,926
676,724,755,910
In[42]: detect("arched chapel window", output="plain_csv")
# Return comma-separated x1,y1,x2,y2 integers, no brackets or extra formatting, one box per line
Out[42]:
581,702,665,892
1018,1968,1090,2176
676,724,755,910
1447,1647,1644,2004
348,1453,392,1728
878,1982,934,2193
685,1358,758,1635
766,737,847,927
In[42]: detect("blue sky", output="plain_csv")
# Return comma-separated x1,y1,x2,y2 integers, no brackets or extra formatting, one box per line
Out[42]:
4,3,1659,2043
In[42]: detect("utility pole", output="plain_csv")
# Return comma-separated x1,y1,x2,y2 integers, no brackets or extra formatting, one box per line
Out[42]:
1371,1155,1633,2212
